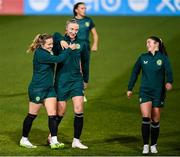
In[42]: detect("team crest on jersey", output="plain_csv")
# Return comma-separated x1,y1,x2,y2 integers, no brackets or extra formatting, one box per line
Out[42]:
76,44,81,49
85,22,90,27
36,96,40,102
156,59,162,66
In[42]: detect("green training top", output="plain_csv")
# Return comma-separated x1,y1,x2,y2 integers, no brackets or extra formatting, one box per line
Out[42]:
29,47,69,90
128,51,173,91
53,32,88,83
75,16,95,43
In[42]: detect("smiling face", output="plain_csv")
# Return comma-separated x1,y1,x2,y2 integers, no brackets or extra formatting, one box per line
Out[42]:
41,38,53,52
146,38,159,53
66,22,79,40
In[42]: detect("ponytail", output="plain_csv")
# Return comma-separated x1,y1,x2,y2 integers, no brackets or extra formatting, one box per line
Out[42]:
159,41,168,56
149,36,168,56
27,33,52,53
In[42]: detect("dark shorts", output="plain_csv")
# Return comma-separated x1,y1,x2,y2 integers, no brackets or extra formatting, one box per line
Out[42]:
139,87,166,107
55,80,84,101
28,86,56,104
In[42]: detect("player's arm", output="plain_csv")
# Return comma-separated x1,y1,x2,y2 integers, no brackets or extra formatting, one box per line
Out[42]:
80,43,89,84
53,32,68,55
164,55,173,91
127,56,141,98
37,49,70,64
91,27,98,52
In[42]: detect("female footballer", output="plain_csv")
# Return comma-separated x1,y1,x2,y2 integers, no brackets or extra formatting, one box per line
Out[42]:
52,19,88,149
73,2,99,101
20,33,71,149
127,36,173,154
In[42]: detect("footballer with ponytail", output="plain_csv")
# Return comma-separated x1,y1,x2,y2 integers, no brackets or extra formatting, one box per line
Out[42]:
20,33,70,149
148,36,168,56
127,36,173,154
27,33,53,53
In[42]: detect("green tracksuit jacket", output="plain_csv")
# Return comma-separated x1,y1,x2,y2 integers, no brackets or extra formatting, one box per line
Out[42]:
128,51,173,106
28,47,69,103
74,16,95,83
75,16,95,43
53,33,87,101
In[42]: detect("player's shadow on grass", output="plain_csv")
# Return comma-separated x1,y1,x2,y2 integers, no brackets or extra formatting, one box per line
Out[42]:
104,134,140,144
160,131,180,153
87,134,140,145
86,134,141,153
105,134,141,152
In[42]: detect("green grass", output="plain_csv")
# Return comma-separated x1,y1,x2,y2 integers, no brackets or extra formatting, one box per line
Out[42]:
0,16,180,156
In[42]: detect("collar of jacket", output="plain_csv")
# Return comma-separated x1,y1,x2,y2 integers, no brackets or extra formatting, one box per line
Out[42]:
64,34,77,42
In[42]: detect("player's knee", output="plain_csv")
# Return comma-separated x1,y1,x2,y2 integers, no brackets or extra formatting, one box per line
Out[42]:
57,110,65,116
74,105,83,113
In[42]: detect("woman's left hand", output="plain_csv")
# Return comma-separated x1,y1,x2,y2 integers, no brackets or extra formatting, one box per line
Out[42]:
60,40,69,49
91,44,98,52
165,83,172,91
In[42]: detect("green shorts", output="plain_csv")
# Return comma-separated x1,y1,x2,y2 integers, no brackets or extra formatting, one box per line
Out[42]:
55,80,84,101
139,87,166,107
28,86,56,104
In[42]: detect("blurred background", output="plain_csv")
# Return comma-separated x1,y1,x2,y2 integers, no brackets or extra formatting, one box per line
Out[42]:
1,0,180,15
0,0,180,156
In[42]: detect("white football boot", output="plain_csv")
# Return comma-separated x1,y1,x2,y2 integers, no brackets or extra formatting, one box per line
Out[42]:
150,144,158,154
142,144,149,154
72,138,88,149
20,137,37,148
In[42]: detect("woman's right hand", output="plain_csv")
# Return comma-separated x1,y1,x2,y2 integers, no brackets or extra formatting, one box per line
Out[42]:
165,83,173,91
127,91,132,99
69,43,77,50
84,82,88,89
60,40,69,49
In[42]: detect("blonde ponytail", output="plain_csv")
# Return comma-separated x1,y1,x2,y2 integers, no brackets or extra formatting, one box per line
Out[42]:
26,33,52,53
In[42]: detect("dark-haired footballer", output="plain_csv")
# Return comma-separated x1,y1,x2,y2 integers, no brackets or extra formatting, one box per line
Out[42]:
127,36,173,154
73,2,99,102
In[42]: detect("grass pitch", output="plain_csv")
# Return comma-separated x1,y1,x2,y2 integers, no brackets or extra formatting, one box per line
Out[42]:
0,16,180,156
